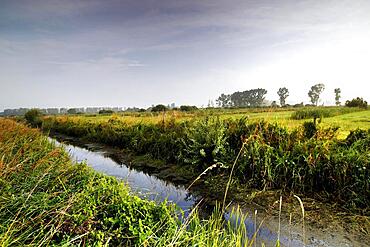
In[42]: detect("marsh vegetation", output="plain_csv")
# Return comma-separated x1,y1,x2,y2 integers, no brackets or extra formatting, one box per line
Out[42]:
1,106,369,246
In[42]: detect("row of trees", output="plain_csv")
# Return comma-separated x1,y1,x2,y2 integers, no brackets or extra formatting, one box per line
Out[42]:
215,88,268,107
216,83,345,107
151,104,198,112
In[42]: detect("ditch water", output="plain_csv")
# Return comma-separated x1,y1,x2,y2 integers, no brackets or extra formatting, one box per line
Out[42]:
50,136,364,247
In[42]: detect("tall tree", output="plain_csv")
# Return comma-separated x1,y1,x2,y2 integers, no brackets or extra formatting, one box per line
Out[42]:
230,88,267,107
334,88,341,106
216,93,231,107
277,87,289,106
308,83,325,106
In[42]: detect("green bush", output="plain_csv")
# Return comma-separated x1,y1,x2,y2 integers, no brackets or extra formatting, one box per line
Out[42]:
24,109,43,128
180,117,227,169
303,121,317,138
291,107,362,120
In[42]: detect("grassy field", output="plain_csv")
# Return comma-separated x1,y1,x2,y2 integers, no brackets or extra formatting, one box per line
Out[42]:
40,106,370,213
0,119,253,246
1,107,369,245
58,107,369,139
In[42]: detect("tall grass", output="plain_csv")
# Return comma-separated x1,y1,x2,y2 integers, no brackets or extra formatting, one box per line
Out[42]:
290,106,363,120
41,115,370,212
0,119,258,246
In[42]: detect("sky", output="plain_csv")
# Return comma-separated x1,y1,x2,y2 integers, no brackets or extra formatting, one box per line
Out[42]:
1,0,370,110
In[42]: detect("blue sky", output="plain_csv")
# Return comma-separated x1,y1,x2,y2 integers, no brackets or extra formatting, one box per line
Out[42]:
1,0,370,110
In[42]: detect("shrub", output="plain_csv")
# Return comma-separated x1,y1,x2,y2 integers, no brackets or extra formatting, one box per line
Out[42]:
345,129,369,146
180,118,227,169
303,121,317,138
24,109,43,128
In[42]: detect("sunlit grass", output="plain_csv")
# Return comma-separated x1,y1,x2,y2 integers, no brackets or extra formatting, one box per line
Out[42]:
59,108,370,139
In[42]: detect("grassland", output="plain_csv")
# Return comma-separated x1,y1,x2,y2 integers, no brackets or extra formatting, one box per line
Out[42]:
63,107,369,139
0,119,254,246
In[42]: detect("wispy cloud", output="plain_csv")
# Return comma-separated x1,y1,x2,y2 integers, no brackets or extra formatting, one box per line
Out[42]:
0,0,370,110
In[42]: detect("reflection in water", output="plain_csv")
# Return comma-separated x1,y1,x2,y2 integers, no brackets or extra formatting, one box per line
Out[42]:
51,137,342,247
53,139,196,213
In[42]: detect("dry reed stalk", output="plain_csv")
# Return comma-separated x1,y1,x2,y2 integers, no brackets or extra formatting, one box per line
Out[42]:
294,195,305,246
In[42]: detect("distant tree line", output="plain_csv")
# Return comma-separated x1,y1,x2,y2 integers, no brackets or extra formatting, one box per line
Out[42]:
151,104,198,112
216,88,267,107
345,97,368,108
214,83,367,109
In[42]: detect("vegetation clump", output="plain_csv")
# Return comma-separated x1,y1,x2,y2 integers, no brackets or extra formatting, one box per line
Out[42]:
291,107,363,120
345,97,368,109
216,88,267,107
99,109,114,114
24,109,43,127
151,104,168,112
308,83,325,106
179,105,198,111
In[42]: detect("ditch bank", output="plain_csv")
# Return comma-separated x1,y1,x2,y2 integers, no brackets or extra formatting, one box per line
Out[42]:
50,132,369,247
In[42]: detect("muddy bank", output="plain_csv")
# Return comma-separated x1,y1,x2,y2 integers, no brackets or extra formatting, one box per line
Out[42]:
49,132,369,246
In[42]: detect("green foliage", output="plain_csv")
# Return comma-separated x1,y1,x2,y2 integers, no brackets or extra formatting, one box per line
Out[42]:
181,117,227,169
24,109,43,128
67,108,77,114
0,119,259,247
41,115,370,211
334,88,341,106
99,109,114,114
345,97,368,109
0,120,179,246
345,128,370,146
151,104,168,112
277,87,289,106
216,88,268,108
303,121,317,138
308,83,325,106
216,93,232,107
179,105,198,111
230,88,268,107
291,107,362,120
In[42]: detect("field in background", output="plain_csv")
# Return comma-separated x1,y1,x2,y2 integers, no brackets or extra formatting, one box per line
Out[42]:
54,107,370,139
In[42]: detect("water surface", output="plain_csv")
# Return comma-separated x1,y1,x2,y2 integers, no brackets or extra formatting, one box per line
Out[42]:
51,137,362,247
